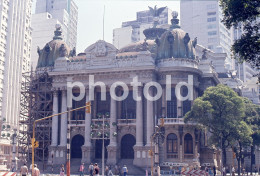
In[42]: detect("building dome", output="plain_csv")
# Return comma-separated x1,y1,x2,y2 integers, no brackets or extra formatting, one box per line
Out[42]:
117,39,157,58
37,25,71,68
117,11,197,60
156,28,196,60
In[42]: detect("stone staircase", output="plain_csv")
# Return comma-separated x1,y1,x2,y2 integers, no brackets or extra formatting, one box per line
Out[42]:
41,158,146,175
117,159,145,175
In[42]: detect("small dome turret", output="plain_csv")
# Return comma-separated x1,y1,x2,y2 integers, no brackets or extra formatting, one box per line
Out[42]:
156,11,196,60
36,24,71,68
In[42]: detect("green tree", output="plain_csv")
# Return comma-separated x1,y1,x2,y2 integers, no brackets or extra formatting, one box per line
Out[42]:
232,121,253,176
185,84,245,166
242,98,260,174
219,0,260,69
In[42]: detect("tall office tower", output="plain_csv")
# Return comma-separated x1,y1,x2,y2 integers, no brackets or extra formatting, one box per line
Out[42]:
0,0,32,164
31,12,62,70
35,0,78,49
233,27,258,83
0,0,32,128
113,7,172,49
180,0,234,72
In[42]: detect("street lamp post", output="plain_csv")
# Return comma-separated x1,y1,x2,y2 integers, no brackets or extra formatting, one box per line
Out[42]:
91,113,116,176
149,118,165,176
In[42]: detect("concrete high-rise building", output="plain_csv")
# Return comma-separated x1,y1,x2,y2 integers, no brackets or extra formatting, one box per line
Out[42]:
0,0,32,167
1,0,32,128
180,0,234,72
31,12,62,70
113,7,172,49
35,0,78,50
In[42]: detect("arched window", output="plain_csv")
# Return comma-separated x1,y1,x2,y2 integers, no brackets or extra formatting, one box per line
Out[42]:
184,133,193,154
167,133,178,155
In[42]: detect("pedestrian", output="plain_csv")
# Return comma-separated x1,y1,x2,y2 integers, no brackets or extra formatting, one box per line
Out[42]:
232,166,235,176
93,163,100,176
105,165,109,176
122,165,128,176
108,166,113,176
60,164,65,176
213,166,216,176
254,166,257,175
79,163,85,176
20,163,28,176
118,165,122,176
32,164,40,176
114,165,119,175
222,166,226,176
89,163,94,176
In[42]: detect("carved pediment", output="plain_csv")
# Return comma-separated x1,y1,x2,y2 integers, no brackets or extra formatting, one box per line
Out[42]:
84,40,118,58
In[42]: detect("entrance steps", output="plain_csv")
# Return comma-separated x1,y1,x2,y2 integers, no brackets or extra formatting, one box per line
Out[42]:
117,159,145,175
39,158,146,175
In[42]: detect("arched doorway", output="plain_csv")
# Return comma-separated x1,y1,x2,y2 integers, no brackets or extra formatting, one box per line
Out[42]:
184,133,193,154
71,134,84,158
95,139,110,159
121,134,136,159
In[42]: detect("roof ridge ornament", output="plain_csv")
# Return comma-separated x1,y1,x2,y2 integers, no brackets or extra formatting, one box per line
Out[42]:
148,5,167,28
170,11,180,30
53,24,63,40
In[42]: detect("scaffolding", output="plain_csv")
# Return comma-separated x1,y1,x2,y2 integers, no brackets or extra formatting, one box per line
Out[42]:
18,70,53,170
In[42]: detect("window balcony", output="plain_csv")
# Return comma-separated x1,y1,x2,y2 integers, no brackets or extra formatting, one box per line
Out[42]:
167,153,178,159
70,120,85,127
117,119,136,126
184,154,194,159
158,118,185,125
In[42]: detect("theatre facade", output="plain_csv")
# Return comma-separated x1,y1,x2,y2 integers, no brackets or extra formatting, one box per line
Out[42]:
35,13,224,170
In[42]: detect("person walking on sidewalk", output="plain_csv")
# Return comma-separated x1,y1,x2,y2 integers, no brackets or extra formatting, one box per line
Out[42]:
89,163,94,176
60,164,65,176
32,164,40,176
79,163,85,176
122,165,128,176
20,163,28,176
93,163,100,176
231,166,235,176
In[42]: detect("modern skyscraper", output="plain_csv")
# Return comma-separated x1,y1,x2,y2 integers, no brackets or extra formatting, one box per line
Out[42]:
113,7,172,49
1,0,32,128
35,0,78,49
180,0,234,72
31,12,62,70
0,0,32,165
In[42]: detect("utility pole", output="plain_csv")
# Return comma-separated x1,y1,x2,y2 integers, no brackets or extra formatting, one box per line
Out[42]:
149,118,165,176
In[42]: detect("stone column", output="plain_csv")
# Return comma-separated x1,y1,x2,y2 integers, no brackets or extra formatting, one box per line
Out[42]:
136,87,143,146
107,93,117,165
60,89,67,146
109,96,117,146
146,88,153,146
84,91,91,147
82,89,93,164
51,90,59,146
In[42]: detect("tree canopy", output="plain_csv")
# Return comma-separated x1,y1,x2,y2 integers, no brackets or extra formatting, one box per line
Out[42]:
219,0,260,69
185,84,245,165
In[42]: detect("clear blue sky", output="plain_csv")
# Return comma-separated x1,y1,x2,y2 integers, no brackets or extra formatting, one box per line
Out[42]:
74,0,180,52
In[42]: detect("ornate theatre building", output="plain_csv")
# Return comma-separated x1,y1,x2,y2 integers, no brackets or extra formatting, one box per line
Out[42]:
34,12,225,171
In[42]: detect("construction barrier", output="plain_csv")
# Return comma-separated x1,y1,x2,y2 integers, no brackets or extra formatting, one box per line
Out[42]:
0,172,16,176
181,169,209,176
